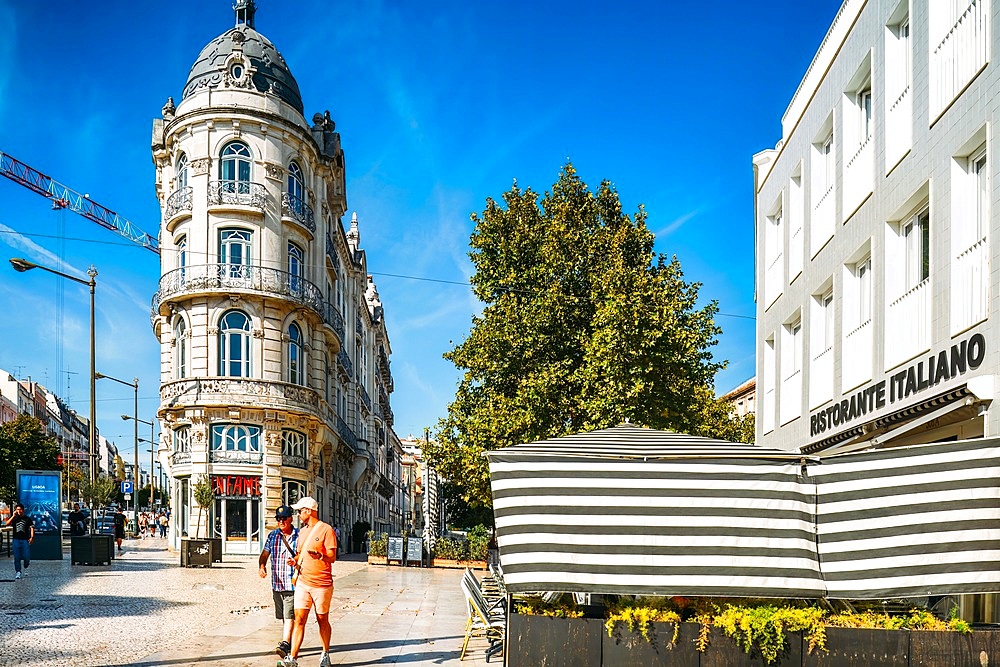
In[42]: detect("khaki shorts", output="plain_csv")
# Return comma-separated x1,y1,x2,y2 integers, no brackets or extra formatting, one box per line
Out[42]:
293,581,333,614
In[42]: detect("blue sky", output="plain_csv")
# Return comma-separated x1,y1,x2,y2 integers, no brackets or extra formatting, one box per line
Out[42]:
0,0,843,452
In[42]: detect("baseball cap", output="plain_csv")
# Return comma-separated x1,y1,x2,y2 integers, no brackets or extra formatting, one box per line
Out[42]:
275,505,293,519
291,496,318,511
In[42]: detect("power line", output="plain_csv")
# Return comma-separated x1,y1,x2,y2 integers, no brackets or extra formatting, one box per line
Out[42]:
0,228,756,321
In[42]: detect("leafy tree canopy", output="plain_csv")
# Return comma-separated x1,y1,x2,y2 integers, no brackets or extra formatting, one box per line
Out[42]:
428,164,748,507
0,414,60,506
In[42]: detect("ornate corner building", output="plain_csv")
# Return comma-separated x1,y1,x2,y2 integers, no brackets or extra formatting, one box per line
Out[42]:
150,1,402,555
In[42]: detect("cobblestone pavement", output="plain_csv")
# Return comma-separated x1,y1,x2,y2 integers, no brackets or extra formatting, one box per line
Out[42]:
0,538,497,666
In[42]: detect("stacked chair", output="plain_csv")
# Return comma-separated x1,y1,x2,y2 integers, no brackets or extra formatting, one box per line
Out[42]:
460,567,506,662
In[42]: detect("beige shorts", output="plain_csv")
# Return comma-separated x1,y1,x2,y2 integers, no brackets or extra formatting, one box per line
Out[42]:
293,581,333,614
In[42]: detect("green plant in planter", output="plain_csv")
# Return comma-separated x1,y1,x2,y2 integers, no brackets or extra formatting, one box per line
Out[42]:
705,603,827,663
367,531,388,558
515,596,585,618
605,597,682,645
467,524,490,561
191,475,214,539
432,534,468,560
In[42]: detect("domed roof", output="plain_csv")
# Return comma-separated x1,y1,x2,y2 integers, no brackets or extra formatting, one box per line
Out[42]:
181,23,303,115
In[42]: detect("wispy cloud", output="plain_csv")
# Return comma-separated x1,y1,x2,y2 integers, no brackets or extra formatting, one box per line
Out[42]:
654,209,699,238
0,221,90,280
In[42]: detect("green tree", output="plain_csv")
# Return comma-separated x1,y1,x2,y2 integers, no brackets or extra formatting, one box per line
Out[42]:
429,164,736,506
0,414,60,506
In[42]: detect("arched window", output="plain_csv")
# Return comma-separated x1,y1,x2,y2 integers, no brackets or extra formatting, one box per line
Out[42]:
174,426,191,453
282,430,307,469
288,322,304,385
282,478,307,506
219,228,252,279
176,153,189,189
218,310,252,377
288,242,303,294
211,424,262,463
288,161,304,205
174,317,188,379
219,141,252,190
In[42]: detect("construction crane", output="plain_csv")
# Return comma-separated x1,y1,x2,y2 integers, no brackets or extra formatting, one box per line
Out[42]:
0,149,160,254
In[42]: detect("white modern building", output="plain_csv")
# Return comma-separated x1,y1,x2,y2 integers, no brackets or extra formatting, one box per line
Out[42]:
151,1,403,555
755,0,997,456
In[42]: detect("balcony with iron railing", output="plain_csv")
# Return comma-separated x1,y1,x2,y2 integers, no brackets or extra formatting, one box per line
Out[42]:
209,448,264,464
281,192,316,233
931,0,989,121
323,300,346,346
808,346,834,410
164,186,193,226
171,451,192,465
336,415,358,454
359,384,372,413
152,263,324,318
841,318,873,391
159,377,322,415
337,349,353,379
952,236,989,334
886,278,931,368
208,179,267,212
281,452,308,469
326,234,341,271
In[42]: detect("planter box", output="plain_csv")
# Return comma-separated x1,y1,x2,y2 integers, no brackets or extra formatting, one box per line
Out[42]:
508,614,603,667
604,622,701,666
432,558,487,570
510,614,1000,666
70,534,114,565
180,538,213,567
210,537,222,563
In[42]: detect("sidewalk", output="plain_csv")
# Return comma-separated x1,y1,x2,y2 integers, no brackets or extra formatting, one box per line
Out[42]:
0,537,498,666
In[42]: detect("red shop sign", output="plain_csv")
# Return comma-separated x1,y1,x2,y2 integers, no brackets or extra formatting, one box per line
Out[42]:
212,475,261,498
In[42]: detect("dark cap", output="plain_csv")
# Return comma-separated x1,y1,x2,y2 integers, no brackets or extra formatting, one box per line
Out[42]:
275,505,293,519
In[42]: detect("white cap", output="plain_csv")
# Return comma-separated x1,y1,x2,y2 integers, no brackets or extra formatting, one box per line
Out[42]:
291,496,318,511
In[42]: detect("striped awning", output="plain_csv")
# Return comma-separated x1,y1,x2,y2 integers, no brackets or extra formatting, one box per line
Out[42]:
487,424,826,597
488,424,1000,599
812,439,1000,599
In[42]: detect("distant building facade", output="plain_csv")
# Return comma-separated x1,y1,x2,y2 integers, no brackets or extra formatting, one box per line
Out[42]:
754,0,997,455
151,2,403,554
719,378,756,418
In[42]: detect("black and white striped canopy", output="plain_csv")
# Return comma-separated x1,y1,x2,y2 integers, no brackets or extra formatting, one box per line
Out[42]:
488,424,1000,599
488,424,826,597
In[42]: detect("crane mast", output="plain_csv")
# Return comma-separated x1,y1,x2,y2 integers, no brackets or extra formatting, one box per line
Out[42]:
0,149,159,254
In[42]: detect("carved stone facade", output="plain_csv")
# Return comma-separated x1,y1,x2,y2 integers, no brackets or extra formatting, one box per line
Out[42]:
151,3,403,555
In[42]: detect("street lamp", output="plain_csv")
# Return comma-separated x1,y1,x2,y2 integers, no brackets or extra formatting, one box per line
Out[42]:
10,258,98,483
124,414,155,509
96,373,138,511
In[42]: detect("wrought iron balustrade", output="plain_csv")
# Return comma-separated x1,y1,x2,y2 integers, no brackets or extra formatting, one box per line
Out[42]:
208,179,267,209
281,192,316,232
164,186,193,219
152,263,324,315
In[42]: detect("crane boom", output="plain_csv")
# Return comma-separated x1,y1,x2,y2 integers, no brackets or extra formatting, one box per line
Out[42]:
0,149,160,254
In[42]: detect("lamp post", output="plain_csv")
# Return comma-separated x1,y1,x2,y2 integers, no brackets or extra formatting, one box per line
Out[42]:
125,414,155,509
10,258,98,483
95,373,138,511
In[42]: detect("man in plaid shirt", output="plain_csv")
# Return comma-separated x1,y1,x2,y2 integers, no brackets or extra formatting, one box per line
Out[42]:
258,505,299,658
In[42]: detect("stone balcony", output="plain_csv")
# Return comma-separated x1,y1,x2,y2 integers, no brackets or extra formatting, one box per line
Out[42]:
160,377,322,415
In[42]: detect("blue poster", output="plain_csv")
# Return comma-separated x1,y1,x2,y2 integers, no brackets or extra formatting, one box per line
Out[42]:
16,470,61,534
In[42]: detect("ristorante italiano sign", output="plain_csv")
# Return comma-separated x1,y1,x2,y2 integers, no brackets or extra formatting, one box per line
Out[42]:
810,332,985,438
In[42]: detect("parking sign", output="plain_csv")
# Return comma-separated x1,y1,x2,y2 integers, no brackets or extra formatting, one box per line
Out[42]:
122,480,133,494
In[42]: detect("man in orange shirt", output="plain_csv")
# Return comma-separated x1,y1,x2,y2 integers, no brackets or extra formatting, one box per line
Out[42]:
283,496,337,667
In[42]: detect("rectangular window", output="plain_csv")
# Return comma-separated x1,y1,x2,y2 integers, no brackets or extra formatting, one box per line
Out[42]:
903,210,930,289
858,257,872,324
973,148,988,240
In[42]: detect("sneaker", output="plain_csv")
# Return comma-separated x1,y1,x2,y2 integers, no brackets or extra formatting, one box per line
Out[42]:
318,653,331,667
275,641,290,658
14,572,21,579
283,658,298,667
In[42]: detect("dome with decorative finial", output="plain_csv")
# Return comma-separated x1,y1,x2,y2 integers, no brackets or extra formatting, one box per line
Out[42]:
181,0,303,115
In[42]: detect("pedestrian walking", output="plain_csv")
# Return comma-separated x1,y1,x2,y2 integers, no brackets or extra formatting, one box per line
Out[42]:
114,507,127,552
158,513,168,538
5,502,34,579
259,505,299,659
284,497,337,667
